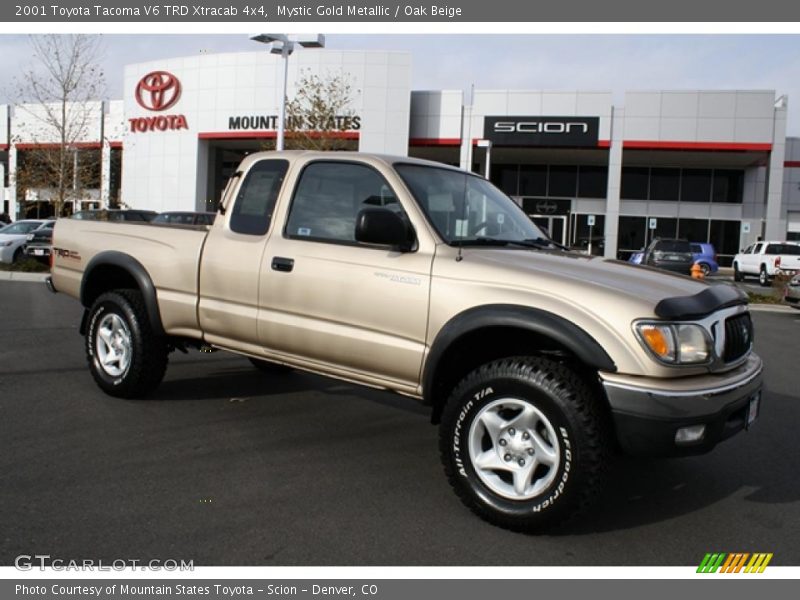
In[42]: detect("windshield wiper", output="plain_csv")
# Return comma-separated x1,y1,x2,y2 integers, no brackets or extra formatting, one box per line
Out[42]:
521,238,570,251
451,237,569,251
450,237,515,247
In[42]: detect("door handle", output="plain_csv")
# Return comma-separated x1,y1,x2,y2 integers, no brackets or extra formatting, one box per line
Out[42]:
271,256,294,272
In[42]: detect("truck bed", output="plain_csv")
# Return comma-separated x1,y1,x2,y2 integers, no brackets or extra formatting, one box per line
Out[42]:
52,218,209,338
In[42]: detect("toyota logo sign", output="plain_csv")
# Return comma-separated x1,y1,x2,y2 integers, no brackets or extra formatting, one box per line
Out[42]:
135,71,182,112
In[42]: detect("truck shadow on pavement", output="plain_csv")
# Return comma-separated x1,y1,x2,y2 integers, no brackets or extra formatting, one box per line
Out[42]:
148,355,796,536
150,356,430,416
556,393,797,535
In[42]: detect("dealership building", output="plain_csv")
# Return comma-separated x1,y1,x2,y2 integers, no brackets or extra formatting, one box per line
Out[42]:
2,48,799,265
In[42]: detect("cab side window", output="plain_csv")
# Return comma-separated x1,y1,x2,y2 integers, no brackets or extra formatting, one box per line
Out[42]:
285,161,404,244
230,159,289,236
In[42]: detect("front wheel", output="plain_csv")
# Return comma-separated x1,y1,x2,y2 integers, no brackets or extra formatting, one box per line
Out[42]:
439,357,607,531
85,290,168,398
733,263,743,282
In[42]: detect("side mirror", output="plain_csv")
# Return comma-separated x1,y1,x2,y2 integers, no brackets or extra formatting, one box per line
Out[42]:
355,207,413,251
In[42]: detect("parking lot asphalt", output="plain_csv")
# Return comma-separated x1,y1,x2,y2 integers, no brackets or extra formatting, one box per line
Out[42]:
1,280,798,567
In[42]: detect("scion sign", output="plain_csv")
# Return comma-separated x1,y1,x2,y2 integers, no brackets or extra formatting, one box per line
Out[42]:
485,116,600,147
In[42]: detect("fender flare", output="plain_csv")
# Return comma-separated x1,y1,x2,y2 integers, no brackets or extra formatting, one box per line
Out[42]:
80,251,165,337
422,304,616,407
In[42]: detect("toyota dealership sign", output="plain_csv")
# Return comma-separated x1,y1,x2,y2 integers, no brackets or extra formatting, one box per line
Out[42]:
129,71,189,133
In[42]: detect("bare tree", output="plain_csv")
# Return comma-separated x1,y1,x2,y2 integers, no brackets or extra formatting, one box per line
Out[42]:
12,35,106,216
280,70,360,151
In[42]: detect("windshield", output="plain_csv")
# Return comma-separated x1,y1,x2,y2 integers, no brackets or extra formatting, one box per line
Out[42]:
394,164,546,245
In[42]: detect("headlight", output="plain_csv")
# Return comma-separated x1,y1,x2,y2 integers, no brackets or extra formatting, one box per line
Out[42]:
634,322,712,365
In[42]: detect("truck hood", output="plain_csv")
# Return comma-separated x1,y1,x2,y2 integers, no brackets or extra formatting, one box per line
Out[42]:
461,247,717,313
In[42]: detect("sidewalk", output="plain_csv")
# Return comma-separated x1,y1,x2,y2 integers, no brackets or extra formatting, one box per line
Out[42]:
0,271,50,282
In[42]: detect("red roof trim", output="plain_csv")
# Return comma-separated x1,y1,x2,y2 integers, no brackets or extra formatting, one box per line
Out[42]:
0,144,8,151
409,137,461,147
624,140,772,152
784,161,800,168
198,131,360,140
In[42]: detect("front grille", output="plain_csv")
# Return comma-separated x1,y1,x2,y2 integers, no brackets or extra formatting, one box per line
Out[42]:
723,313,753,362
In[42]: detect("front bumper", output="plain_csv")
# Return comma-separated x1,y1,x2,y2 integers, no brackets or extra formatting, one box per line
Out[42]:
601,353,763,456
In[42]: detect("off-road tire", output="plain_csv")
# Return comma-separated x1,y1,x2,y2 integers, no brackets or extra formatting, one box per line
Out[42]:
85,290,168,398
248,357,293,374
733,262,743,282
759,265,769,287
439,356,608,532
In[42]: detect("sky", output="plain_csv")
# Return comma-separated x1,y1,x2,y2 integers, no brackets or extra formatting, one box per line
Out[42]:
2,34,800,135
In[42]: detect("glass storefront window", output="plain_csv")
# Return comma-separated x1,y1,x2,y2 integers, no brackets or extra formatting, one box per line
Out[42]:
572,214,606,255
621,167,649,200
677,218,709,242
650,168,680,201
577,166,608,198
652,217,678,240
519,165,548,197
709,220,742,266
490,164,519,196
680,169,712,202
618,216,647,253
548,165,578,197
712,170,744,203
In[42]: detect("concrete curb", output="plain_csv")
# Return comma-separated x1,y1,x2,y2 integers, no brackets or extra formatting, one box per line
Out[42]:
748,303,796,313
0,271,50,282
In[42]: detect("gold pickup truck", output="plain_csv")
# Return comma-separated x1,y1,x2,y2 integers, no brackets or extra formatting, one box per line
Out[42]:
49,151,762,531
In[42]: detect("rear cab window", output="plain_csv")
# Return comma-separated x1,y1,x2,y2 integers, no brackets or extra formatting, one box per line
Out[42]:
229,159,289,236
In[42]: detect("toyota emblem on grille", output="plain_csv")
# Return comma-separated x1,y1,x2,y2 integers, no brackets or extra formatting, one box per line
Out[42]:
740,320,751,346
135,71,182,112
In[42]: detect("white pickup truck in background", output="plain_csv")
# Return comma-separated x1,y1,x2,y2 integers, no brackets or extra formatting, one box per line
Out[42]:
733,241,800,286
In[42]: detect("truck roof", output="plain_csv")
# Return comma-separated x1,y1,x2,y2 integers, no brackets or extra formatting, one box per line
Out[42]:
235,150,467,174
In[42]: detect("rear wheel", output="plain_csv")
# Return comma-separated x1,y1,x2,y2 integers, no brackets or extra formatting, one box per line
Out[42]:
759,265,770,287
85,290,168,398
439,357,607,531
699,262,711,277
733,262,743,282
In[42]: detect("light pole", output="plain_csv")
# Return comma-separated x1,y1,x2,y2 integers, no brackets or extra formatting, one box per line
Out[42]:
476,139,492,179
250,34,325,151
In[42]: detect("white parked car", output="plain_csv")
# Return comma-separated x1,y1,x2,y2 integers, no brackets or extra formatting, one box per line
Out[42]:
0,220,56,264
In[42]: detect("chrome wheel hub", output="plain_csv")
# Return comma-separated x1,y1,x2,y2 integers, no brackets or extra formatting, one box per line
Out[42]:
95,313,132,378
468,398,561,500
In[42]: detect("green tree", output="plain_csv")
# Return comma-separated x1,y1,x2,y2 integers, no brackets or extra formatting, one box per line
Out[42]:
12,34,106,216
281,70,360,151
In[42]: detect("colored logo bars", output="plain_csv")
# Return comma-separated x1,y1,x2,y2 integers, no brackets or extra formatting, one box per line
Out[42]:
697,553,773,573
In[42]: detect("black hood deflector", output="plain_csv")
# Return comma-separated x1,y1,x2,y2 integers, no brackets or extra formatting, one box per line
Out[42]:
654,285,748,320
